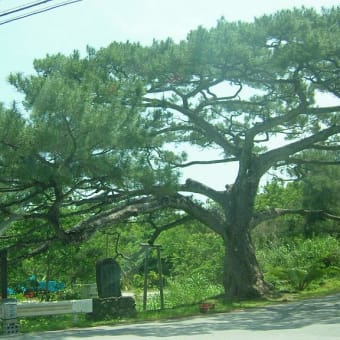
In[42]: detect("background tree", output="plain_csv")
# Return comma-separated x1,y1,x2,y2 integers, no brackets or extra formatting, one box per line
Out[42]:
254,180,304,243
292,149,340,237
1,7,339,299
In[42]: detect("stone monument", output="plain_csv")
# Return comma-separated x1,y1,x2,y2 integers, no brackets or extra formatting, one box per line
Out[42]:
96,258,122,298
87,258,136,320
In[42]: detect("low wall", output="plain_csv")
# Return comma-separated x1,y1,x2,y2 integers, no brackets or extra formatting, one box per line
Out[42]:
86,296,136,321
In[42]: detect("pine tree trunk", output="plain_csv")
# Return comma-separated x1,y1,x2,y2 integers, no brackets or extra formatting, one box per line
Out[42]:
220,167,270,300
222,227,269,300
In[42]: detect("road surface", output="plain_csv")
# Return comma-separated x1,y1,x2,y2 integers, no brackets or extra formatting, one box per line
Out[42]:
11,293,340,339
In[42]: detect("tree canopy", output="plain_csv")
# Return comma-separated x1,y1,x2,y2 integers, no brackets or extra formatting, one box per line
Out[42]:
1,6,339,299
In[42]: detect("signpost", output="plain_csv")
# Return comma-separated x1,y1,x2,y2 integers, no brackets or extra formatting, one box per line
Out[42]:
0,250,8,299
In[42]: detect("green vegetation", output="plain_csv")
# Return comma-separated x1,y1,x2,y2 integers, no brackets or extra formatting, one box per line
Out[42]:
3,152,340,334
10,232,340,334
257,236,340,291
2,147,339,334
134,273,223,310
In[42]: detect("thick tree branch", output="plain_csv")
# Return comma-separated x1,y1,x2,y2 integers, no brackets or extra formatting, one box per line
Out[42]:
160,193,226,236
251,208,340,228
260,125,340,171
65,198,164,242
248,105,340,138
307,144,340,151
180,178,227,204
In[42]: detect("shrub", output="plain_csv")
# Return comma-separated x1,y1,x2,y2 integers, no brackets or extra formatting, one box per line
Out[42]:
257,236,340,291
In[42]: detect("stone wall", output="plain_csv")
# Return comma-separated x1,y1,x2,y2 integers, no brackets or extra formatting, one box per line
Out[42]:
86,296,136,321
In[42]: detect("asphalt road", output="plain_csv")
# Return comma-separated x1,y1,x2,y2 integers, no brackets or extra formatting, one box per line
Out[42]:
10,293,340,339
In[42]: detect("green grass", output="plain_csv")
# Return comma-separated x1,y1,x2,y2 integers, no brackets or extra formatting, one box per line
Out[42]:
17,277,340,334
17,297,229,333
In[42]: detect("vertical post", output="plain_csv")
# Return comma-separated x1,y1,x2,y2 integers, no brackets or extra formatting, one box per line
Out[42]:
142,246,149,311
156,245,164,310
0,249,8,299
106,233,109,258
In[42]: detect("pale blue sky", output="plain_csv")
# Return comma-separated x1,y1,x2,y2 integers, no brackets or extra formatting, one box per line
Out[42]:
0,0,338,189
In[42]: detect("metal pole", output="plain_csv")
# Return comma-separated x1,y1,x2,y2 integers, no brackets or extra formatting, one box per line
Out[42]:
156,245,164,310
1,249,8,299
142,246,149,311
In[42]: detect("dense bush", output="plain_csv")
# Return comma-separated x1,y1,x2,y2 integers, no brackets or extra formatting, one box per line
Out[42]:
257,236,340,291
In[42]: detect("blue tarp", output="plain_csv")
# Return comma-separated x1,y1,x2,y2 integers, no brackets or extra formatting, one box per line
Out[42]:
37,281,65,292
7,287,15,295
13,279,65,293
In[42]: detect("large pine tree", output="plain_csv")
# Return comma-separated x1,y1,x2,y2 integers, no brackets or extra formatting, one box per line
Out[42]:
1,7,339,299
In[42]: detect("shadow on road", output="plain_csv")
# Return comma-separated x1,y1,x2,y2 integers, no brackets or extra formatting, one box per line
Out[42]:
18,293,340,339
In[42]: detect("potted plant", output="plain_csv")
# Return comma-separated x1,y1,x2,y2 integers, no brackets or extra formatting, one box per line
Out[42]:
199,302,215,313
